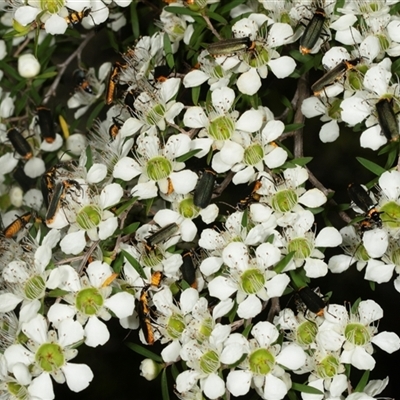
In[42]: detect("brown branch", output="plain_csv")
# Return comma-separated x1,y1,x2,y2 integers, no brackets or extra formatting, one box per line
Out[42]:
13,36,30,58
42,31,95,105
78,239,100,275
212,170,234,198
202,14,221,40
293,73,309,158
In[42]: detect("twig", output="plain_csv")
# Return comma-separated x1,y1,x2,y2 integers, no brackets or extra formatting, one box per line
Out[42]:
267,297,281,323
42,31,95,105
293,73,309,158
212,170,234,198
78,239,100,274
203,14,221,40
13,36,30,58
54,255,85,265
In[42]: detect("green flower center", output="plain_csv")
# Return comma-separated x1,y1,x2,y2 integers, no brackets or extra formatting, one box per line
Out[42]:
179,198,199,219
7,382,29,399
316,354,340,378
36,343,65,372
244,143,264,166
288,237,313,260
199,350,220,374
208,115,235,141
212,64,224,79
146,103,166,126
240,268,265,294
76,287,104,316
141,249,164,267
166,313,186,339
41,0,64,13
389,247,400,266
249,348,275,375
243,44,269,68
380,201,400,228
345,323,370,346
271,189,298,212
328,98,342,120
25,275,46,300
198,317,213,342
377,33,389,51
354,243,370,262
146,156,172,181
76,205,102,230
296,320,318,345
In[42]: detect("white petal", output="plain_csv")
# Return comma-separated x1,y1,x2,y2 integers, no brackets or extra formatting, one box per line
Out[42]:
264,146,288,168
298,188,327,207
301,96,325,118
62,362,94,392
276,343,306,369
161,340,181,363
105,292,135,318
87,163,107,183
328,254,353,273
203,373,225,400
84,317,110,347
360,125,387,150
341,96,371,126
268,56,296,79
183,106,208,128
236,109,263,133
263,373,289,399
237,295,262,319
265,274,290,298
176,370,199,393
200,256,223,275
341,347,376,370
208,276,237,300
212,86,235,113
365,260,394,283
227,370,252,396
379,170,400,199
131,181,158,199
262,120,285,142
100,183,123,208
304,258,328,278
372,331,400,354
14,6,40,25
183,69,209,88
220,140,244,166
320,120,340,143
170,170,198,194
213,299,234,319
363,229,388,258
28,373,54,400
113,157,141,180
315,226,342,247
237,68,261,95
57,319,84,347
60,230,86,255
0,292,22,312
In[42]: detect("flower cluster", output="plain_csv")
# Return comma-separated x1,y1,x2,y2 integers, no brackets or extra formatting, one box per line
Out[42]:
1,0,400,399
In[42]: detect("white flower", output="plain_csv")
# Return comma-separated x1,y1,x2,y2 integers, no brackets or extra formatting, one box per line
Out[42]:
4,314,93,397
47,261,135,347
119,133,197,199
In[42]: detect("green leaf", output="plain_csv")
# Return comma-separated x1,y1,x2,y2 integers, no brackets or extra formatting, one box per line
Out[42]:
115,196,138,216
207,11,228,24
219,0,247,14
354,370,370,392
0,60,21,81
175,148,201,162
161,369,170,400
291,382,323,395
34,71,58,80
122,221,140,235
191,85,201,106
112,251,125,274
130,1,140,39
164,34,175,70
122,249,146,279
125,342,163,362
86,101,105,129
171,363,180,380
284,123,304,133
356,157,385,176
274,252,295,274
47,288,69,297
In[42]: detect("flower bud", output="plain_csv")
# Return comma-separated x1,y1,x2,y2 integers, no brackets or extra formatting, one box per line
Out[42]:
9,186,23,208
18,54,41,78
140,359,163,381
